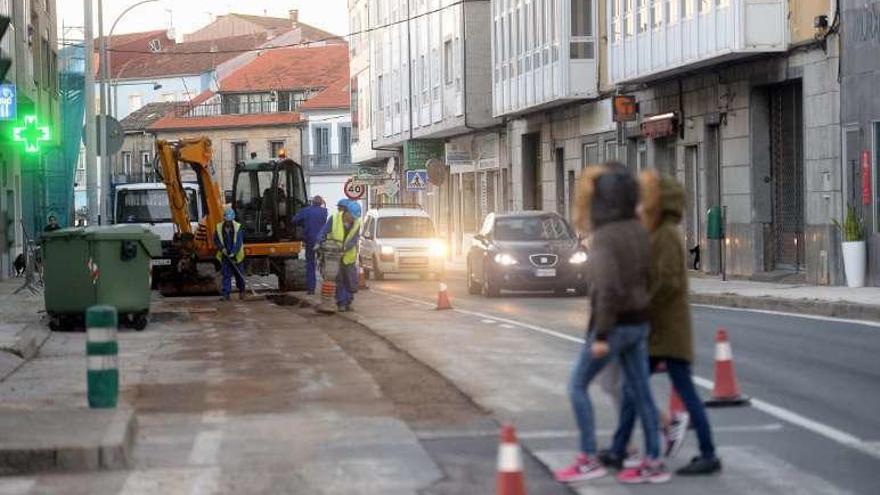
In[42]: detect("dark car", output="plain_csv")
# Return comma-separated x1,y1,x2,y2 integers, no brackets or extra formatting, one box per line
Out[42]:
466,211,589,297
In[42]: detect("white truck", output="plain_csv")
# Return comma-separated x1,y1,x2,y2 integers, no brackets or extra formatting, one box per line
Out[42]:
114,182,202,279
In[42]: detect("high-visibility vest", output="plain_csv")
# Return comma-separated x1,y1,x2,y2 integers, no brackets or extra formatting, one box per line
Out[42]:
215,221,245,263
328,213,361,265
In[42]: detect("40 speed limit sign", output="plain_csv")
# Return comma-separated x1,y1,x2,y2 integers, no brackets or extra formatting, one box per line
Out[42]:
344,178,367,200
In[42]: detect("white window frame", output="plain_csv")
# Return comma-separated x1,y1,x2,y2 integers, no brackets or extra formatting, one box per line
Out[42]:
122,151,132,176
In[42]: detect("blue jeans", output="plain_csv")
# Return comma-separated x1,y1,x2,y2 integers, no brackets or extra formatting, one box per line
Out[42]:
336,263,356,306
569,323,661,459
221,260,244,297
305,244,317,293
611,357,716,460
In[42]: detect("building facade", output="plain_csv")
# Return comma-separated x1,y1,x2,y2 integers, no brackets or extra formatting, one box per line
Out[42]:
841,0,880,285
0,0,59,279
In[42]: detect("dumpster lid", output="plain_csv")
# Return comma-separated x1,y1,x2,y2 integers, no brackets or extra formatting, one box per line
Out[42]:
44,225,162,257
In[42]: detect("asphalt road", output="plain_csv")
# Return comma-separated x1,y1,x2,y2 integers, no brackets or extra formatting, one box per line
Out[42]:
365,269,880,494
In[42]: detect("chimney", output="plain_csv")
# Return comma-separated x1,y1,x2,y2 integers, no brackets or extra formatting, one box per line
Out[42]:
289,9,299,24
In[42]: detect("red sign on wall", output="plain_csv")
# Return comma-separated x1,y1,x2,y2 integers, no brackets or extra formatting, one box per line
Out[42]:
862,150,871,206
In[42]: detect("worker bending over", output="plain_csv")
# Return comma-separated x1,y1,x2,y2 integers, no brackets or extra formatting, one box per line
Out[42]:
215,206,246,300
292,195,328,294
319,200,362,311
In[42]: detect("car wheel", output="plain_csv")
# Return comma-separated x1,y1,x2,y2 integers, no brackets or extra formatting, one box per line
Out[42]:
373,257,385,281
467,262,480,295
482,267,500,298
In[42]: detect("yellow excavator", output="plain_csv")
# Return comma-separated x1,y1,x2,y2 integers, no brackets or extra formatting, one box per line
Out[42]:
153,137,308,295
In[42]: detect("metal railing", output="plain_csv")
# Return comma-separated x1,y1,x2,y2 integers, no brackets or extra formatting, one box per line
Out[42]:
304,153,355,174
112,172,159,185
176,100,305,118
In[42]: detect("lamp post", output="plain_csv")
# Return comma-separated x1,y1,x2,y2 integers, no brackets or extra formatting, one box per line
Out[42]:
105,0,161,116
97,0,160,223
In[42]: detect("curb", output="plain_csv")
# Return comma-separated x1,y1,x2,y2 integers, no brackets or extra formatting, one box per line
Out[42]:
690,293,880,322
0,322,51,383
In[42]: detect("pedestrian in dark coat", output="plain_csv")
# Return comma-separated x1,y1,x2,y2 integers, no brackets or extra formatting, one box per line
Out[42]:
606,170,721,475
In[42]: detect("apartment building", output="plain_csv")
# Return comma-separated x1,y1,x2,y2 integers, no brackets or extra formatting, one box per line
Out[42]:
606,0,840,284
0,0,59,278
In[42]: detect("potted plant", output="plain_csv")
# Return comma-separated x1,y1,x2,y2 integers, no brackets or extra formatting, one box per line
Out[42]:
835,207,866,288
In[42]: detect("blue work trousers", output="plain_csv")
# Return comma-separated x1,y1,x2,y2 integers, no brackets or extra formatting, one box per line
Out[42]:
336,262,356,307
611,357,716,460
221,259,245,297
569,323,661,459
305,243,317,293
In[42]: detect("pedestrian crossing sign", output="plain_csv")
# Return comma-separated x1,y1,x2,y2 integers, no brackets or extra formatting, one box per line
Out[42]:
406,170,428,191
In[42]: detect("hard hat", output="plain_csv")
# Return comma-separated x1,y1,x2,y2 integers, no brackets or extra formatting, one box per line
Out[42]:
346,201,362,219
224,206,235,221
336,198,349,208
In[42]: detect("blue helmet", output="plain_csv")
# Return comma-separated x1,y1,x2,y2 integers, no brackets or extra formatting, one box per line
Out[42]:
224,206,236,221
336,198,349,209
346,201,362,219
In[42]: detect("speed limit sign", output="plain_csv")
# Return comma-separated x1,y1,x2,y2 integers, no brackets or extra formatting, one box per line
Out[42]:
344,178,366,200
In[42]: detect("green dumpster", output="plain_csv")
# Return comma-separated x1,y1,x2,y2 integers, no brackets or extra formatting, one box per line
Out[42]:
42,225,162,330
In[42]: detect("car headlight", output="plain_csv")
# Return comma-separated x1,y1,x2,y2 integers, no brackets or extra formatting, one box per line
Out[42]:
380,245,395,256
493,253,517,266
428,239,447,257
569,251,588,264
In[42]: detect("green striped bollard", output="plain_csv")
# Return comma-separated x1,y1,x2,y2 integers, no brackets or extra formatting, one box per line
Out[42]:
86,306,119,408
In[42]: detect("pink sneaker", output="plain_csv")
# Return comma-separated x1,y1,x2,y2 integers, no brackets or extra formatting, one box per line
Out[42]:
617,459,671,484
554,453,608,483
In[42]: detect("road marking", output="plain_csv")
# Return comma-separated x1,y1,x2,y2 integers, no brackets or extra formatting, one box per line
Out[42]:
694,304,880,328
481,319,498,324
499,323,515,329
188,430,223,466
417,423,783,440
374,289,880,460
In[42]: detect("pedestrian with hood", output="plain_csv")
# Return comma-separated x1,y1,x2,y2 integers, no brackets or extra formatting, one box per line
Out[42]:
215,206,246,301
601,170,721,475
292,195,329,294
555,163,669,485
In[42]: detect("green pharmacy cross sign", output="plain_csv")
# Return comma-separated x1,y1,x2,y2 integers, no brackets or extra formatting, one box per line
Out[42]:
13,115,51,153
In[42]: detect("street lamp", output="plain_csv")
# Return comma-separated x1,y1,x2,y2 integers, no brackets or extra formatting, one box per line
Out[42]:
103,0,161,117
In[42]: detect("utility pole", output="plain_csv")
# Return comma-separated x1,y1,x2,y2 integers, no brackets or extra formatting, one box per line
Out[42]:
98,0,110,224
84,0,98,226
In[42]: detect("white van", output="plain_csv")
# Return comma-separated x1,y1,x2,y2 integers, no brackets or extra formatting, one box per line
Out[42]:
359,204,446,280
114,182,202,265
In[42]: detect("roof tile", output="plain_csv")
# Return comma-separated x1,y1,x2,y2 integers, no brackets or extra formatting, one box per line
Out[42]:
220,45,349,93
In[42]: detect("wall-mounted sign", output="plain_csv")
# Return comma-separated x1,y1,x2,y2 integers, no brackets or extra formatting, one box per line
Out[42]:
862,150,871,206
344,178,367,200
404,140,444,170
641,112,678,139
0,84,16,121
613,95,638,122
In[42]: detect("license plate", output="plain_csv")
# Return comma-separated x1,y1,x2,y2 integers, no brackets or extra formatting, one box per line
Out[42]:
535,268,556,277
150,258,172,266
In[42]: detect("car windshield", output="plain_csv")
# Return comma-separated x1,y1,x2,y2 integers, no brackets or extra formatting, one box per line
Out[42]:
116,188,198,224
493,215,573,241
377,217,435,238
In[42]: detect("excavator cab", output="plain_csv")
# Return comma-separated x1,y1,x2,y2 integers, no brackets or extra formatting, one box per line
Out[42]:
231,157,308,243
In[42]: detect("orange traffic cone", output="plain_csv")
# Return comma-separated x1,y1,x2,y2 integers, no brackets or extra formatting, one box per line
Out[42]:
496,424,526,495
436,282,452,310
358,266,369,290
705,328,750,407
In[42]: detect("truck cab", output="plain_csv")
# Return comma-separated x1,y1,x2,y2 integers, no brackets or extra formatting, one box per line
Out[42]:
114,182,202,246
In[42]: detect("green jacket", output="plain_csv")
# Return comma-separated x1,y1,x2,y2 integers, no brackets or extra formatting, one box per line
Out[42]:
646,176,694,363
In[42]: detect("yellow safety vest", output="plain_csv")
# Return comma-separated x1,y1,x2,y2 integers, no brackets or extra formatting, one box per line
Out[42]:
215,221,245,263
329,213,361,265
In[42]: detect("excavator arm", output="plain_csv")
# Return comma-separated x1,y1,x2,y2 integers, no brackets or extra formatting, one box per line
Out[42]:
155,138,225,257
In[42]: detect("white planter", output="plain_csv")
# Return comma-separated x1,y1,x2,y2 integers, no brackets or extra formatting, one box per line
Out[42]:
841,241,866,288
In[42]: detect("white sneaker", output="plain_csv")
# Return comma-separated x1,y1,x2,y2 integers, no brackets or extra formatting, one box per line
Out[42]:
665,413,690,458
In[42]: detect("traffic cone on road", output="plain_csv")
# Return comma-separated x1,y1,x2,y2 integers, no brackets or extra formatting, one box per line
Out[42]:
705,328,750,407
358,266,369,290
496,424,526,495
436,282,452,310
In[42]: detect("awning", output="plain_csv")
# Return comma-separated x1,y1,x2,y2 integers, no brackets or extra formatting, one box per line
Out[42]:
641,112,678,139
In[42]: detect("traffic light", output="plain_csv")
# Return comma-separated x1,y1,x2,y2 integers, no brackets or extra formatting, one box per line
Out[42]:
0,15,10,81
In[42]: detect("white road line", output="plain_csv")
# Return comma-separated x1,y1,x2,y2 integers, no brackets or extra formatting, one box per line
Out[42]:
188,430,223,466
375,289,880,460
499,323,515,329
693,304,880,328
481,319,498,324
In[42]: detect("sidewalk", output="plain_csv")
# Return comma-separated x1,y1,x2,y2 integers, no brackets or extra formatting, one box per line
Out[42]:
0,277,50,382
689,276,880,321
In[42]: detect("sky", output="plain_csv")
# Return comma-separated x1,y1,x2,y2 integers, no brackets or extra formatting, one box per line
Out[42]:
58,0,349,41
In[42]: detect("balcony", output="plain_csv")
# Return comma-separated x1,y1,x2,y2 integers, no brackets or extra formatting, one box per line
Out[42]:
304,153,355,175
608,0,788,85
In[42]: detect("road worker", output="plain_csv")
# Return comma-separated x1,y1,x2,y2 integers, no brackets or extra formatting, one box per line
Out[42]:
215,206,246,301
319,199,362,311
292,195,329,294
